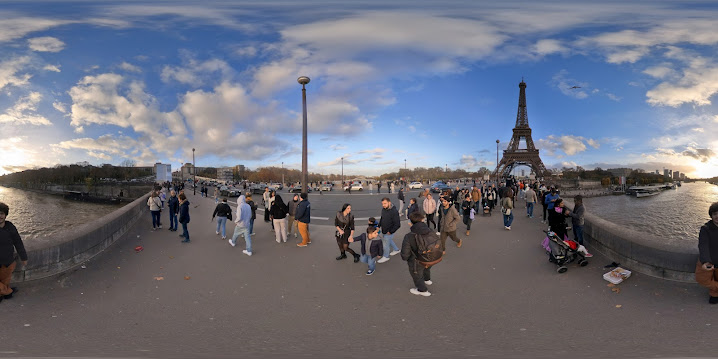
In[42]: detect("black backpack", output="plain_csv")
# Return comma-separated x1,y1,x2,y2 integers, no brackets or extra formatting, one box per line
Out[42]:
415,232,443,268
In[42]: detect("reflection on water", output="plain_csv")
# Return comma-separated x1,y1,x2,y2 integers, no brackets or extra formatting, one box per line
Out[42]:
0,186,124,240
585,182,718,241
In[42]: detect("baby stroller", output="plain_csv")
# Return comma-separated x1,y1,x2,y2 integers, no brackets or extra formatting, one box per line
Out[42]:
542,230,588,273
482,198,492,216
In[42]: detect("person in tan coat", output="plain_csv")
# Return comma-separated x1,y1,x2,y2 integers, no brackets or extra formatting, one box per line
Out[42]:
438,197,462,252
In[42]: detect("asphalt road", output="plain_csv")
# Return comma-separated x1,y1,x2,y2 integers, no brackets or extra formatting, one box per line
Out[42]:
1,191,715,359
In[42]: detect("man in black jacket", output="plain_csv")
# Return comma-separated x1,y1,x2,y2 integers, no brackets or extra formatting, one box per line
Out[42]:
401,212,434,297
0,202,28,301
377,197,401,263
696,202,718,304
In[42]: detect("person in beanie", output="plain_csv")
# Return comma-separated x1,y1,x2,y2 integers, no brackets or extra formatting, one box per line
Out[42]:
696,202,718,304
0,202,27,301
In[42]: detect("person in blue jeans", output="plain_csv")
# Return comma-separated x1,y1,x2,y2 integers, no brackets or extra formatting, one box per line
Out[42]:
501,189,514,230
212,198,232,240
524,186,537,218
167,190,179,231
230,195,253,256
350,225,383,275
178,193,190,243
377,197,401,263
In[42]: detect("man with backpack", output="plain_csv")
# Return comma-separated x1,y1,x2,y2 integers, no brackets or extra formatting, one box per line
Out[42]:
401,211,443,297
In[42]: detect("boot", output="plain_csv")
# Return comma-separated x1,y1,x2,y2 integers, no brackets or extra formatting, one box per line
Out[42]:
336,253,347,260
353,254,361,263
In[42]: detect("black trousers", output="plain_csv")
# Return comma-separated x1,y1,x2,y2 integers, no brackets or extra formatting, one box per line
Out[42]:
408,260,431,292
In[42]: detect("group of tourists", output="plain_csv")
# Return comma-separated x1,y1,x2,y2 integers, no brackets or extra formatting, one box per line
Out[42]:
147,187,191,243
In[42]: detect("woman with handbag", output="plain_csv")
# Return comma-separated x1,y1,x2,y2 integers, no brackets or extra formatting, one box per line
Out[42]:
335,203,359,262
501,189,514,230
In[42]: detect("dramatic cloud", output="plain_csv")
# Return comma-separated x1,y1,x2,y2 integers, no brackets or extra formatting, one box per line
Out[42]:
0,92,51,125
27,36,65,52
161,58,233,86
119,62,142,73
0,56,32,91
43,64,61,72
538,135,599,156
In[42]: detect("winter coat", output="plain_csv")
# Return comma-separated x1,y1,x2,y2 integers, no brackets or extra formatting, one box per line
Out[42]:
569,203,585,226
379,204,401,235
353,233,383,257
288,198,299,216
247,200,257,220
471,188,480,202
212,202,232,219
398,189,405,202
270,198,288,220
699,221,718,264
407,203,418,218
235,195,252,228
400,221,432,263
295,200,311,223
525,188,538,204
168,195,179,214
0,221,27,267
178,200,190,224
147,196,162,211
423,198,437,215
439,205,460,233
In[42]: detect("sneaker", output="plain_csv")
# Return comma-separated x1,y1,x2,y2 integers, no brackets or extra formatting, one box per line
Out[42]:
507,226,511,230
243,250,253,256
435,232,440,236
584,252,594,258
229,240,236,247
504,226,509,230
158,225,162,229
390,250,400,256
297,243,307,247
216,231,219,235
181,239,190,243
294,233,298,238
410,288,431,297
377,257,390,264
425,280,433,286
366,269,375,276
251,233,256,235
222,236,226,240
457,239,462,248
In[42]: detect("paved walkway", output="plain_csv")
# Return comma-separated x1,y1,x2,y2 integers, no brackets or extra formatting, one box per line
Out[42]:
1,191,714,358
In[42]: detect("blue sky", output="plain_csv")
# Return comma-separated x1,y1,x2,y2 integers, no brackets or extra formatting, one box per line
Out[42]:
1,0,718,177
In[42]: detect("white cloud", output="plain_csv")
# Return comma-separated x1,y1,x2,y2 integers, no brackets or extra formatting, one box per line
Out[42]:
52,101,67,113
235,46,257,57
538,135,599,157
533,39,566,56
161,58,233,86
43,64,61,72
606,93,622,102
28,36,65,52
0,18,73,42
643,65,675,79
119,62,142,73
645,57,718,107
551,70,588,99
0,56,32,91
0,92,51,126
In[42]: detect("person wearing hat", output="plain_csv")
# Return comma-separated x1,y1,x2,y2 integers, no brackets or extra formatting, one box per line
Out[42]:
0,202,27,302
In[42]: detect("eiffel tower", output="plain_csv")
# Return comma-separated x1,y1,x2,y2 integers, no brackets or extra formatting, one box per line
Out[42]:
495,80,549,179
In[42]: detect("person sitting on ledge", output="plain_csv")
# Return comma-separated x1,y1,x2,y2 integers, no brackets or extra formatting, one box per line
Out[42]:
696,201,718,304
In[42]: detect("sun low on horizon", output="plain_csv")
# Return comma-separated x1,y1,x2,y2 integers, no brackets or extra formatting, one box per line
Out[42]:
0,1,717,178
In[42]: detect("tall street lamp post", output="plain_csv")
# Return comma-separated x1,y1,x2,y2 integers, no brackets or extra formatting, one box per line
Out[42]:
341,157,344,187
192,148,196,195
281,162,284,187
298,76,310,195
495,139,499,183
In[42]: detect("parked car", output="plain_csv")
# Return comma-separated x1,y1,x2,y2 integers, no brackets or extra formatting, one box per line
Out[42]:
226,187,241,197
250,183,267,194
409,181,423,189
344,182,363,191
320,182,333,191
429,181,451,193
269,183,284,191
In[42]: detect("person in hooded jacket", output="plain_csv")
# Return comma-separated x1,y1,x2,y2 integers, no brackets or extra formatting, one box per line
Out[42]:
212,198,232,240
0,202,28,301
350,225,382,275
230,195,253,256
178,193,191,243
245,194,257,235
696,202,718,304
270,194,289,243
401,211,437,297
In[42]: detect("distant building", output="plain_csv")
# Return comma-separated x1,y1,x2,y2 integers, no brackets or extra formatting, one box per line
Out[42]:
234,165,245,180
217,167,234,182
608,168,632,177
172,170,182,182
673,171,680,180
655,170,660,175
154,163,172,182
181,163,195,180
664,169,672,178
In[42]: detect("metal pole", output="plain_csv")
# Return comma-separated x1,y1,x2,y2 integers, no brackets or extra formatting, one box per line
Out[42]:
298,76,310,195
192,148,196,195
282,162,284,187
496,140,499,183
341,157,344,187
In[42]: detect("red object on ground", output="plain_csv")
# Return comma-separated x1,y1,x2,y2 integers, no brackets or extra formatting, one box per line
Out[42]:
135,246,144,252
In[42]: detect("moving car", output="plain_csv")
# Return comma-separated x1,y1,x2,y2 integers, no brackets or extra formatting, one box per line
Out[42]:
429,181,451,193
409,181,423,189
290,185,312,193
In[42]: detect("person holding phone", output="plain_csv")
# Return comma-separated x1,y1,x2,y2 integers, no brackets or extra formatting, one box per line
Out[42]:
696,202,718,304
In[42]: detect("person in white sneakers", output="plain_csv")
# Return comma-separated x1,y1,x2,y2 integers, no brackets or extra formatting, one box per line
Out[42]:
401,212,443,297
377,198,401,263
229,195,253,256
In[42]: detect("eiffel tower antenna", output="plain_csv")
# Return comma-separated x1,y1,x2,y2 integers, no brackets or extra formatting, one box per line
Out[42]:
494,79,549,179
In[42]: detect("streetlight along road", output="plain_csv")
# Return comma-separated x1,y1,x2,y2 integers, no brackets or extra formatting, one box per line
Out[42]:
298,76,310,195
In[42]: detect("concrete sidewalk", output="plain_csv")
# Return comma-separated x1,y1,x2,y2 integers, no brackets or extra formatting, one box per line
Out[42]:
1,191,714,358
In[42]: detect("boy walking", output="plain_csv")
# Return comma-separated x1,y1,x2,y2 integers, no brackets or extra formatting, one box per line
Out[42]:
350,226,383,275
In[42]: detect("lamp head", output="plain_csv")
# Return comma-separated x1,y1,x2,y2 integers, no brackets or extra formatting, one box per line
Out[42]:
297,76,310,85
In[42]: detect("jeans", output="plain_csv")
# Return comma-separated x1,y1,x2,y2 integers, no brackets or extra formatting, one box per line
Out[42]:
169,212,178,230
463,215,471,230
574,225,584,245
409,260,431,292
231,225,252,252
216,216,227,237
249,218,255,234
360,254,376,271
398,200,404,215
151,210,161,228
181,222,189,241
527,202,534,217
273,218,287,243
503,212,514,227
381,233,399,258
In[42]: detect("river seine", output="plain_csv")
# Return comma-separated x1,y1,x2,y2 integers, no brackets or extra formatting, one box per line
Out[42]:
0,186,124,240
584,182,717,241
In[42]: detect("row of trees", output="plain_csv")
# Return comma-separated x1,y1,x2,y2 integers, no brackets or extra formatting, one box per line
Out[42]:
0,163,154,186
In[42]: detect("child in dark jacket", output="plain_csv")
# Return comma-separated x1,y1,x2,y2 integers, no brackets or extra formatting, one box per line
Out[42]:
350,226,383,275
